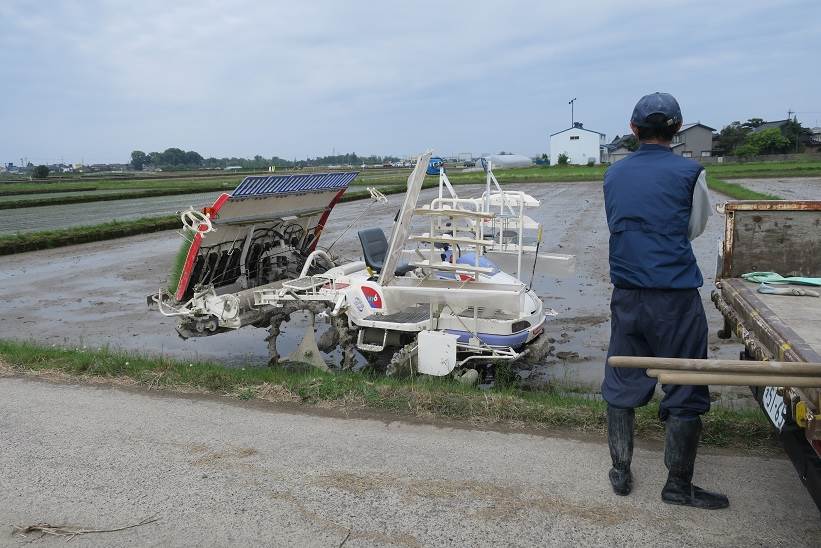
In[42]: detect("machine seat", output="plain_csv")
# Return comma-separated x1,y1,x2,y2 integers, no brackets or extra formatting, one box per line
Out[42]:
358,228,415,276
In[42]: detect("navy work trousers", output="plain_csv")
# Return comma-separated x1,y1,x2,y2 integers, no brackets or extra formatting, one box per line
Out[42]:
602,287,711,420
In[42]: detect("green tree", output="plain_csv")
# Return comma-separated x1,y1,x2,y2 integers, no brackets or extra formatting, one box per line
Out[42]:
741,118,765,130
130,150,147,170
557,153,569,166
782,119,812,153
159,148,187,166
32,165,50,178
716,122,750,155
183,150,203,166
747,127,791,155
623,135,638,151
734,143,758,159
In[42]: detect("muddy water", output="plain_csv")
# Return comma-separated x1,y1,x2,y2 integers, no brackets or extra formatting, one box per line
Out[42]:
0,181,790,405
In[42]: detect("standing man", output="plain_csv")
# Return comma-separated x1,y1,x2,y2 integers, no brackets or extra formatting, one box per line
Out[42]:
602,92,728,510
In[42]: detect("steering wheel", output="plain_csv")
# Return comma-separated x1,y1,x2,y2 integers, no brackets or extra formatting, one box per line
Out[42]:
181,209,214,234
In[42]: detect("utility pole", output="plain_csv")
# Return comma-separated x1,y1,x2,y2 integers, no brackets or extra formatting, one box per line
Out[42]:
569,97,577,126
787,109,799,152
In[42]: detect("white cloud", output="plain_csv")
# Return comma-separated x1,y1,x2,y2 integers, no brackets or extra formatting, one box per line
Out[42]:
1,0,819,162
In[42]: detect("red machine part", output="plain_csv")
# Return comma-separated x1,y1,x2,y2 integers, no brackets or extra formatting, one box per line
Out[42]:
174,193,231,301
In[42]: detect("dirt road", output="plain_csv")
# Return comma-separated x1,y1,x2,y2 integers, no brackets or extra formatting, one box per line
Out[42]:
1,377,818,547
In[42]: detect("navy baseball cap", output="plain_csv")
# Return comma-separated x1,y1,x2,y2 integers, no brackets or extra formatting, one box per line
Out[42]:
631,92,682,128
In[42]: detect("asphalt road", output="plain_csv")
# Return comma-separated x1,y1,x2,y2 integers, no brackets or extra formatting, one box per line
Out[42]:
1,377,818,547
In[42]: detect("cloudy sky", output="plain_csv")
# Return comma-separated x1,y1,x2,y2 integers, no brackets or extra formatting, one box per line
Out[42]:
1,0,819,165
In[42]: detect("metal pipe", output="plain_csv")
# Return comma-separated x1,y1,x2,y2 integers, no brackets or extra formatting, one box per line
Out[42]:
299,249,334,278
608,356,821,376
650,371,821,388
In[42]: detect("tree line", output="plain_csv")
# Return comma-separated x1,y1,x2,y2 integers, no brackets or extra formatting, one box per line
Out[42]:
715,118,812,157
130,149,400,171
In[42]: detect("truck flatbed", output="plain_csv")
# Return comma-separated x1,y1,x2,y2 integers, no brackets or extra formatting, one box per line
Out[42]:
716,278,821,370
712,200,821,512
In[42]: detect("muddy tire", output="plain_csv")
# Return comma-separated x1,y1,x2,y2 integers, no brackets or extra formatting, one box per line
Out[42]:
386,342,418,377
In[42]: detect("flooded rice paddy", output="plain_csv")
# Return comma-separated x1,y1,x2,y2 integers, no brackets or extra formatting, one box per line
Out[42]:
2,178,819,404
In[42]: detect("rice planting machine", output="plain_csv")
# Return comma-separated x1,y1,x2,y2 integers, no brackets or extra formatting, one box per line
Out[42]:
149,152,573,379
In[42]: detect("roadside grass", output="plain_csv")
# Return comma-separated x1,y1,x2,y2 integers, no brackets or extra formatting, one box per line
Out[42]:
0,169,404,195
0,185,403,257
352,165,608,187
0,339,776,450
0,216,180,256
0,175,244,195
708,159,821,179
0,185,98,197
0,185,236,210
0,167,787,256
706,174,781,200
4,159,812,208
2,159,820,197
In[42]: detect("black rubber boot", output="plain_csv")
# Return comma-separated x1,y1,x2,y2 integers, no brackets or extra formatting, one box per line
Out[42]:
662,416,729,510
607,405,634,496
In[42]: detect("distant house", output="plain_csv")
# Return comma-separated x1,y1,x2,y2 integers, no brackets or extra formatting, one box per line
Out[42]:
750,119,790,134
807,126,821,153
750,119,819,153
604,123,716,163
670,123,715,159
549,122,606,165
603,135,635,163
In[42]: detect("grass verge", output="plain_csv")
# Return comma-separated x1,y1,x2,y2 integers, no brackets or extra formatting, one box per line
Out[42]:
0,185,99,197
0,187,400,257
0,175,244,194
0,216,180,256
0,185,235,210
706,175,781,200
0,171,786,257
0,340,776,450
708,159,821,179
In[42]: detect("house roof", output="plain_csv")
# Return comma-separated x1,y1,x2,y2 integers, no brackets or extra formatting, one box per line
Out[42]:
550,125,605,137
604,134,634,152
678,122,716,133
751,119,790,133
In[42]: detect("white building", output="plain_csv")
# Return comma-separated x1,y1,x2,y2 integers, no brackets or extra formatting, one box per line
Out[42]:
549,122,606,165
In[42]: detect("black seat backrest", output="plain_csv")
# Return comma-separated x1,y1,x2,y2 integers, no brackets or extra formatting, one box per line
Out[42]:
358,228,389,272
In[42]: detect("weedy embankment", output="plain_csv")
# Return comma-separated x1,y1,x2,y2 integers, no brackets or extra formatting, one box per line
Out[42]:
0,340,776,451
